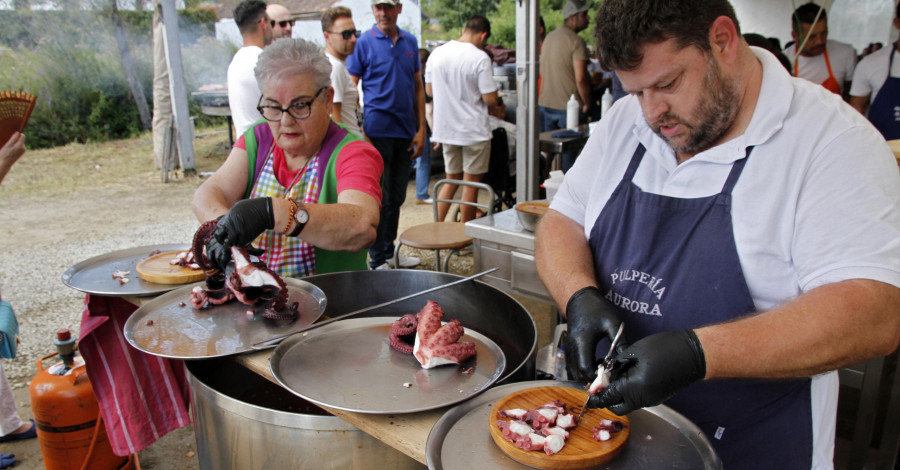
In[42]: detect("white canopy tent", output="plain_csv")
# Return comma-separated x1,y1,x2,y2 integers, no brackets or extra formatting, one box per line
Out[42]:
512,0,899,200
157,0,899,181
734,0,898,53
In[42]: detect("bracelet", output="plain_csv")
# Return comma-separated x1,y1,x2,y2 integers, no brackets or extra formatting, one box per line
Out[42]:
282,198,297,235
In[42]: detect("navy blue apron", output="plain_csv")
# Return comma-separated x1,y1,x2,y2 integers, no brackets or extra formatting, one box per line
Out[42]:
588,144,813,470
868,43,900,140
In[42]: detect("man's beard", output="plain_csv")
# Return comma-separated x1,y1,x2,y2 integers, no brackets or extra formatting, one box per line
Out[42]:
650,57,741,155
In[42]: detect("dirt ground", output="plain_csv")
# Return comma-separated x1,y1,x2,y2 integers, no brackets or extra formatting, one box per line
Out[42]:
0,126,554,469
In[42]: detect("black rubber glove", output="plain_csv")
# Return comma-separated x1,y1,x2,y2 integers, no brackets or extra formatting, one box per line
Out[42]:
591,330,706,415
564,286,623,383
206,198,275,270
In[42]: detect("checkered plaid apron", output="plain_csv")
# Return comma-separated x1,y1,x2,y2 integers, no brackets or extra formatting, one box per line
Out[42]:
248,148,321,278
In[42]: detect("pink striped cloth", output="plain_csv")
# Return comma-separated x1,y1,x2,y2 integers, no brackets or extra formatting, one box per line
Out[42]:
78,294,191,456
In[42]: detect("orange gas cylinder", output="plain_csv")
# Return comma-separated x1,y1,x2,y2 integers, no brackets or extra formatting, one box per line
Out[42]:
28,329,136,470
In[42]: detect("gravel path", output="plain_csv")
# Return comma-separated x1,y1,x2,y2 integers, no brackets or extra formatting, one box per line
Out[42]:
1,213,199,388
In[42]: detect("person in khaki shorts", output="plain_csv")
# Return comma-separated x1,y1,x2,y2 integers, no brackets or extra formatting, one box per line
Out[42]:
425,15,500,223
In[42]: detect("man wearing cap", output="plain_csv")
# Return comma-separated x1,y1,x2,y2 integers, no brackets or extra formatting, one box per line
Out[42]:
267,3,294,39
228,0,273,136
347,0,426,270
539,0,593,172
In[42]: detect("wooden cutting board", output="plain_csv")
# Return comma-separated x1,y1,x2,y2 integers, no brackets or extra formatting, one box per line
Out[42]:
136,250,206,285
488,386,629,469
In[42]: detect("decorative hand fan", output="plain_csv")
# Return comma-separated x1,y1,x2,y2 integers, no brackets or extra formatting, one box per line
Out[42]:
0,91,37,146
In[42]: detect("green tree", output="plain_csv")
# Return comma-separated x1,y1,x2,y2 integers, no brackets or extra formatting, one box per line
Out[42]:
428,0,498,31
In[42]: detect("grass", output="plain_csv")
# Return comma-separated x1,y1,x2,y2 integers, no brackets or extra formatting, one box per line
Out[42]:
0,122,231,201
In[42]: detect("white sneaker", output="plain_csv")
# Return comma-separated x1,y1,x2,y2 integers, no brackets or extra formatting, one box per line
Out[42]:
373,262,392,270
389,254,421,268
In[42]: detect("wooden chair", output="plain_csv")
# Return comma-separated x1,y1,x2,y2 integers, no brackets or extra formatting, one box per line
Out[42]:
392,179,495,272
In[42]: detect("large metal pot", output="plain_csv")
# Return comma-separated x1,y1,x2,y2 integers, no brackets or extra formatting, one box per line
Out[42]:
301,270,538,383
186,270,536,470
187,358,424,470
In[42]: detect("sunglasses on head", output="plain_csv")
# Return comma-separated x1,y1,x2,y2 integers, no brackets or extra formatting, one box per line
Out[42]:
270,19,295,28
329,29,361,40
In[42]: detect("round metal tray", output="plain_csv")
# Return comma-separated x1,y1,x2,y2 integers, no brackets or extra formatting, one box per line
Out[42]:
62,244,194,296
270,317,506,414
426,380,722,469
123,277,326,359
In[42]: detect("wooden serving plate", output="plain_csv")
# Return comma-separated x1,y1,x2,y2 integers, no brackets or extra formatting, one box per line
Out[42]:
488,386,629,469
135,250,206,285
515,201,549,216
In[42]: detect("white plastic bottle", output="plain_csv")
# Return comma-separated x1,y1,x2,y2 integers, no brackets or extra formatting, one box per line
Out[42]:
566,94,579,130
554,346,568,380
601,88,613,118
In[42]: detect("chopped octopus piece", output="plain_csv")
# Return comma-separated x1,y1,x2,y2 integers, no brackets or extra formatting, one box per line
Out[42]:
592,419,627,442
112,270,130,279
588,364,612,394
543,434,566,455
555,413,577,430
496,420,534,444
526,407,558,425
495,398,580,457
540,426,570,440
498,408,529,420
515,433,546,452
412,300,476,369
169,250,200,270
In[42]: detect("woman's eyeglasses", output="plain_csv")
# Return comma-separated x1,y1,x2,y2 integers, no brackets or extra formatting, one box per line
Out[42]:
257,87,326,121
328,29,361,40
270,19,295,28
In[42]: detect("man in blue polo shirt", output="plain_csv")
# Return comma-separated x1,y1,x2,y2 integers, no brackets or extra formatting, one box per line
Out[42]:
347,0,427,270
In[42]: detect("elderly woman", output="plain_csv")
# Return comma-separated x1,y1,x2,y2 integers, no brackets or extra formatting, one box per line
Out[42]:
193,38,382,277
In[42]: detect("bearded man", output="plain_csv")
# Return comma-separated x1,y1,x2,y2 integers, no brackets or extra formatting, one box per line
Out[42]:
535,0,900,469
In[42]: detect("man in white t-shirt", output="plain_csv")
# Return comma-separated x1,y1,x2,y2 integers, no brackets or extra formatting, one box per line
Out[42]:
266,4,294,40
425,15,499,223
321,6,363,138
849,3,900,140
227,0,273,136
536,0,900,469
783,2,856,98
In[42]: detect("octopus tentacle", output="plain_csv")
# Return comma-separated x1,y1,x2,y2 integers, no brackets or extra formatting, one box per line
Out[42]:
391,314,419,336
389,313,419,354
390,332,415,354
192,219,219,274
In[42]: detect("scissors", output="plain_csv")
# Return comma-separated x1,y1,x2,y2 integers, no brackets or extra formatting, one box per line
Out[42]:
577,322,625,420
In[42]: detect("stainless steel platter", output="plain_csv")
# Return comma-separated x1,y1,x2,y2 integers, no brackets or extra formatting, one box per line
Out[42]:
62,244,193,296
426,380,722,470
123,278,326,359
270,317,506,414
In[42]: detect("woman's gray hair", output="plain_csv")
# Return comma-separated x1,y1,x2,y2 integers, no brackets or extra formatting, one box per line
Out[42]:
255,38,332,90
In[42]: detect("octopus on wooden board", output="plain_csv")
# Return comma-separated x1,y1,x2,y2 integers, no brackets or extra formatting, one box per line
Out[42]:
495,400,580,456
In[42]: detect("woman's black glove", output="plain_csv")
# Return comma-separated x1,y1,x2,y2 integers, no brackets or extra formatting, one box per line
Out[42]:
564,286,623,383
205,198,275,270
592,330,706,415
